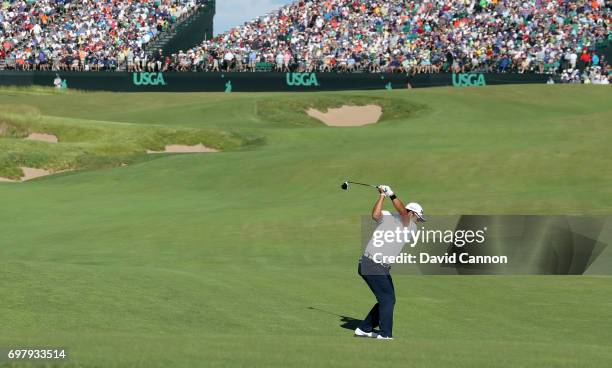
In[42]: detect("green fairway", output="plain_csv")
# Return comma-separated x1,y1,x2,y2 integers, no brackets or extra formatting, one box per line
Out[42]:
1,85,611,367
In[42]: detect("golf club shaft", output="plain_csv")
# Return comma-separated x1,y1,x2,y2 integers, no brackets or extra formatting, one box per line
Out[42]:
348,181,377,188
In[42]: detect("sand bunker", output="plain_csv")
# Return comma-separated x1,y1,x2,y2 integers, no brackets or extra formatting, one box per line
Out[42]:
21,167,53,180
25,132,59,143
306,105,382,126
147,144,219,154
0,167,58,183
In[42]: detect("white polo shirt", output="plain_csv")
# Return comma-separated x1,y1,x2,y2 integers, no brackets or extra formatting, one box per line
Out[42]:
364,210,417,263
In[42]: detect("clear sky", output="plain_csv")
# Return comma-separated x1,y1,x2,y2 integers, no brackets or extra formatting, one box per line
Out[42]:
214,0,293,35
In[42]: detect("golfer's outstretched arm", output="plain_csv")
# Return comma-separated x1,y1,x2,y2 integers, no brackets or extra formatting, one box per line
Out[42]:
390,195,408,216
389,193,410,226
372,189,385,222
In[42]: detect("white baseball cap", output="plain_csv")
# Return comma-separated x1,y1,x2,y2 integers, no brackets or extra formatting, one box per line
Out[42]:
405,202,426,222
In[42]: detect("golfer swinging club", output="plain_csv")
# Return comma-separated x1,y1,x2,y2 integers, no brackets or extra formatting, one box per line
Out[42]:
354,185,425,340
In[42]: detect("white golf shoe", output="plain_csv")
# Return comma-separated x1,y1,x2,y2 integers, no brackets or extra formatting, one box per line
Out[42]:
354,327,378,338
376,335,394,340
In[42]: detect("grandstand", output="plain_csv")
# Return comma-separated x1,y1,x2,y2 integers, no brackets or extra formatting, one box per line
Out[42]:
0,0,214,71
0,0,610,82
193,0,610,75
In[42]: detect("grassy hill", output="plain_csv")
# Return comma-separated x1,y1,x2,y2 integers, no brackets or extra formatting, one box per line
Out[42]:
1,85,611,367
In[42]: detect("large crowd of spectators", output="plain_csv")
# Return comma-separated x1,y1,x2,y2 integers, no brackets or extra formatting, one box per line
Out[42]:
558,65,610,83
0,0,201,71
179,0,611,76
172,0,612,73
1,0,611,79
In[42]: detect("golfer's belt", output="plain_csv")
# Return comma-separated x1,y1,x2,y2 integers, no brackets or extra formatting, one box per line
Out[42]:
363,252,391,269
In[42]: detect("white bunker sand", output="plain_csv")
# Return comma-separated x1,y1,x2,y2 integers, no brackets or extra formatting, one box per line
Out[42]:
0,167,56,182
306,105,382,126
147,144,219,154
25,132,59,143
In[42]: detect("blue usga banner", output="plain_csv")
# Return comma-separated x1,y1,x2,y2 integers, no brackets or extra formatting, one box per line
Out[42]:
0,71,549,92
285,72,320,87
132,72,167,86
452,73,486,87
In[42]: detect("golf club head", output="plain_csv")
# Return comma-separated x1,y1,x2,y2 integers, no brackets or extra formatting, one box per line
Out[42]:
340,181,349,190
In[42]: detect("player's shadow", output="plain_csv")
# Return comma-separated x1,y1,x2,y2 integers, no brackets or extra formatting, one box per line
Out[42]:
308,306,362,331
339,315,362,330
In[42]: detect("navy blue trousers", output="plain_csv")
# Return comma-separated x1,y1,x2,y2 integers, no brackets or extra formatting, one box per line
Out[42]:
357,256,396,338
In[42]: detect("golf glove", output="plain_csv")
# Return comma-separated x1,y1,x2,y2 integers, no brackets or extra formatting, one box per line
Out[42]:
378,185,394,197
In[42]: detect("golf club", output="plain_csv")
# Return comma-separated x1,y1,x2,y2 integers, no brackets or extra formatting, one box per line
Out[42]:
340,180,378,191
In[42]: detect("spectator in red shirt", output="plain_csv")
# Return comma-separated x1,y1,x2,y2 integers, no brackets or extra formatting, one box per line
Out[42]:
580,51,592,65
